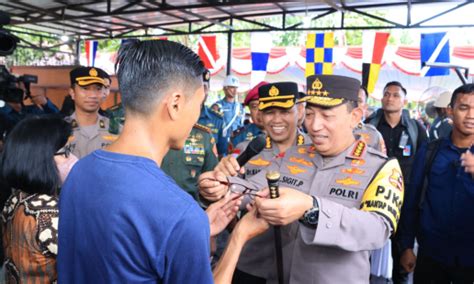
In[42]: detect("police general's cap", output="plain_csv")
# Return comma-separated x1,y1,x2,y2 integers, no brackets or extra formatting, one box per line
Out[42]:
244,81,268,106
258,82,298,111
70,66,107,87
302,75,360,107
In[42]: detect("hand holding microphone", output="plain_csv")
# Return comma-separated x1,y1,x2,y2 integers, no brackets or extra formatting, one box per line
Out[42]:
215,134,266,177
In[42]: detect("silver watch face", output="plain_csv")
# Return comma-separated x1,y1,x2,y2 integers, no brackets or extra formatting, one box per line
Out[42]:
304,208,319,225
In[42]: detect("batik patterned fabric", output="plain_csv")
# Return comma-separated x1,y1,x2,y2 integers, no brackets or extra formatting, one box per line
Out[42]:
2,190,59,284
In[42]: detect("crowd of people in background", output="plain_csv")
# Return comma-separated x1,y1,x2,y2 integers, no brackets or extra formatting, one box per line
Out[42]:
0,39,472,284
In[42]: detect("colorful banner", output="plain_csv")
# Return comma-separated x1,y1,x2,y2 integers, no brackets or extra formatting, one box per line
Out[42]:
305,32,334,77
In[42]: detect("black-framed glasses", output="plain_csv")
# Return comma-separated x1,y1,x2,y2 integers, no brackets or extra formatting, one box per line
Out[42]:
200,177,261,200
55,146,71,158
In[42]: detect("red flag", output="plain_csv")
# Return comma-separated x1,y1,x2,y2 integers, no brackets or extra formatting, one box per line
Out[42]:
362,32,390,94
198,35,218,69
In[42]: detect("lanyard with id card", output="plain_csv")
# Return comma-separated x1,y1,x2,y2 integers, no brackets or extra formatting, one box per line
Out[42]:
399,131,411,157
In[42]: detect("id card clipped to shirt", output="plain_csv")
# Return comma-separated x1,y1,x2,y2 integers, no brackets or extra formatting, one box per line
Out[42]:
399,131,411,157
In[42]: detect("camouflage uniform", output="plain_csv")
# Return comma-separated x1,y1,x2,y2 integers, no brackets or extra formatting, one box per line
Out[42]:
161,123,218,201
198,106,228,157
106,103,125,135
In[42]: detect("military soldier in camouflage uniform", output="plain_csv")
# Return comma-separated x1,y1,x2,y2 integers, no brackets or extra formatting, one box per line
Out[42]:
208,82,310,283
161,123,218,200
200,75,404,284
229,81,267,152
66,67,117,159
107,103,125,135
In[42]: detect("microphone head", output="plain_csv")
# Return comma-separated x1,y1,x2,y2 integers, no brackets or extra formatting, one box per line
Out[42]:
247,134,266,155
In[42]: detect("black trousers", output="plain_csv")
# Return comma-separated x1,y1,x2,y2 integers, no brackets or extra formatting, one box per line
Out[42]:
414,252,474,284
232,268,266,284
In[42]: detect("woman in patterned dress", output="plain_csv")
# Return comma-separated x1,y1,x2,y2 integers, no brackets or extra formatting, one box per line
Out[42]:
0,115,77,283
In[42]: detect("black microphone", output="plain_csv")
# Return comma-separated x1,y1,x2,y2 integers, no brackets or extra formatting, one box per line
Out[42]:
236,134,266,167
266,171,284,284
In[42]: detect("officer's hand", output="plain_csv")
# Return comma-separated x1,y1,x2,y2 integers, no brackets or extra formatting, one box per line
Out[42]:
461,149,474,176
31,94,47,106
198,171,229,201
233,204,270,242
207,194,242,237
214,155,244,176
400,249,416,273
255,187,313,226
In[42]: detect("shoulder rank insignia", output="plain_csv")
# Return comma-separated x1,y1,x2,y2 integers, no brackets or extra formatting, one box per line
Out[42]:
248,157,270,166
99,119,106,129
348,140,366,159
265,136,272,149
70,119,78,129
297,134,305,145
194,123,212,134
287,165,306,175
336,177,360,186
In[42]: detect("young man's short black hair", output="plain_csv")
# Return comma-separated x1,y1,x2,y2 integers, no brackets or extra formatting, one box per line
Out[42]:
0,115,71,195
450,83,474,108
115,40,205,116
383,81,407,96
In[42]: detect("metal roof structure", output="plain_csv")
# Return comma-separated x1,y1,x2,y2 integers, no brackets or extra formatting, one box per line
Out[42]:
3,0,473,41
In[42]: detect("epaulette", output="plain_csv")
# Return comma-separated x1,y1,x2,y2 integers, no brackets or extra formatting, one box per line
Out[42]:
210,108,223,118
265,136,272,149
99,119,106,129
194,123,212,134
70,119,79,129
347,140,367,160
297,133,305,145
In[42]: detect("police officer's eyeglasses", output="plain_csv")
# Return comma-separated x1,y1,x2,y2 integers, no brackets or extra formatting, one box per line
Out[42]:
200,178,261,201
55,147,71,158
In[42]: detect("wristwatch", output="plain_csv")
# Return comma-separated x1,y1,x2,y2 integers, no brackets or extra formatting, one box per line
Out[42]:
299,196,319,228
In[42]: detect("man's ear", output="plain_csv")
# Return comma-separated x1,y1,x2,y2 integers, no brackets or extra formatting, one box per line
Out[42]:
447,105,453,117
69,87,76,100
296,103,305,121
166,92,184,121
350,107,363,129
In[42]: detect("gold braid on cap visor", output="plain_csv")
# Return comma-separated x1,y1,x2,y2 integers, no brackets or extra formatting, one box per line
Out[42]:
258,95,295,110
76,77,106,86
299,96,344,107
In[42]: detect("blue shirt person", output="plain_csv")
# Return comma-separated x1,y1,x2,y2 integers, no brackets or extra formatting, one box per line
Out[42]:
398,84,474,283
58,40,213,283
214,75,245,138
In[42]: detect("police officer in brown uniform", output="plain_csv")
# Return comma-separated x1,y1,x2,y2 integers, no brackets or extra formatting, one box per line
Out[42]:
66,67,117,158
214,82,310,283
200,75,404,284
222,82,310,179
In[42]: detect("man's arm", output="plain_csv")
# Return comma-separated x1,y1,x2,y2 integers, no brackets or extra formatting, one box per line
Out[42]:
213,206,269,284
398,144,428,272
